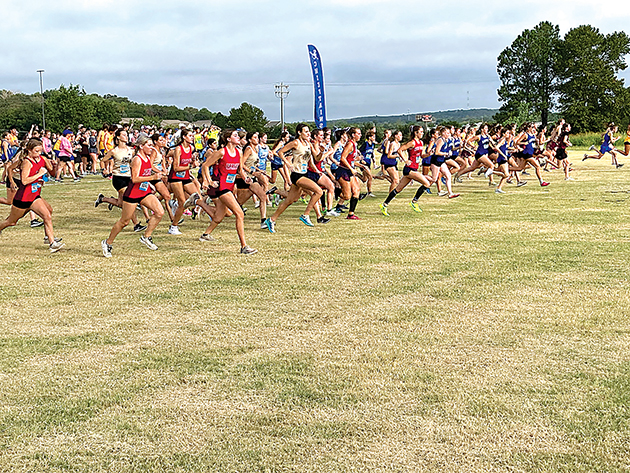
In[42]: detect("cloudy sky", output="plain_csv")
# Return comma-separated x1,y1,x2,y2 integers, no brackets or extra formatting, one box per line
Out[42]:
2,0,630,122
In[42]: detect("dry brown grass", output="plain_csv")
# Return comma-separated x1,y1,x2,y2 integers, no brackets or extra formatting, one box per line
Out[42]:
1,150,629,472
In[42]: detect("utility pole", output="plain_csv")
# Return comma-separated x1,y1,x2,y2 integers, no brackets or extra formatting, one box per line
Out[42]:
37,70,45,130
274,83,289,131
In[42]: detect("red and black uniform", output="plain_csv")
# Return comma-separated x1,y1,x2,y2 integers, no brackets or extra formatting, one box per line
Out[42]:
13,156,45,209
209,147,241,198
168,144,193,184
123,154,154,203
335,141,357,182
403,139,423,176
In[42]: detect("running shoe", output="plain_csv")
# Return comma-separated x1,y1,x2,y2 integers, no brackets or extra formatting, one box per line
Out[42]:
266,186,277,195
43,236,62,244
183,209,192,216
368,193,376,198
485,168,494,178
169,199,179,213
108,203,114,211
495,188,506,194
438,190,448,196
448,193,461,199
410,201,422,213
272,194,280,206
358,192,367,201
346,214,360,220
254,200,260,208
540,181,550,187
49,240,65,253
139,235,158,250
325,209,340,217
589,145,596,151
455,176,463,183
168,225,182,235
178,217,184,225
521,171,530,175
565,177,575,181
183,193,199,209
134,223,147,233
264,218,275,233
488,181,496,186
94,193,104,208
240,245,258,255
441,177,447,185
517,181,528,187
30,219,44,228
299,214,314,227
477,167,486,175
101,240,112,258
582,154,588,161
260,221,268,229
617,163,625,168
424,188,432,194
199,233,216,242
379,203,390,217
73,177,81,183
317,216,331,224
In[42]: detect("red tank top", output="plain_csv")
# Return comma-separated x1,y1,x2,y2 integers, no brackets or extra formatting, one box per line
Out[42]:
14,156,45,203
215,147,241,191
169,144,192,180
341,142,357,169
407,139,424,170
124,154,153,200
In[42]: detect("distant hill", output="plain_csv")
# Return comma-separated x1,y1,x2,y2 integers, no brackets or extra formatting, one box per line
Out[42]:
330,108,498,125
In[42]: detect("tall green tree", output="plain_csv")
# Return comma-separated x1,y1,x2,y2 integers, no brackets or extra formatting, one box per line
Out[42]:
227,102,268,131
557,25,630,132
496,21,561,126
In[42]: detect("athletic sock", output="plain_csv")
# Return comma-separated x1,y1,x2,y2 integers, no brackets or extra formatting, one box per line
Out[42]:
383,189,398,205
413,186,427,201
320,194,326,208
349,196,358,214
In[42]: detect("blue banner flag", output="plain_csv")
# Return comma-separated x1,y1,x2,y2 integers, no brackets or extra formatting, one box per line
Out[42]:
307,45,326,129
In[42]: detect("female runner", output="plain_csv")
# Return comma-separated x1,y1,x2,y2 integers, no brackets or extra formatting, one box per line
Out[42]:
198,129,257,254
0,139,64,253
167,129,199,235
336,127,363,220
511,122,550,186
430,127,460,198
101,134,165,257
263,124,323,231
583,123,623,167
555,123,574,180
379,126,432,215
94,129,146,232
239,132,269,228
269,131,291,192
381,130,401,192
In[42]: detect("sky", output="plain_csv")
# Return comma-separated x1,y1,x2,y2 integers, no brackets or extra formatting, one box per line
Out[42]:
2,0,630,122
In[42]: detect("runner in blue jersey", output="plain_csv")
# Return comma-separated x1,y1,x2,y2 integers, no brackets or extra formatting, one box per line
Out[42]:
358,131,376,197
429,127,460,198
381,130,401,192
454,124,496,182
583,123,623,168
510,122,550,186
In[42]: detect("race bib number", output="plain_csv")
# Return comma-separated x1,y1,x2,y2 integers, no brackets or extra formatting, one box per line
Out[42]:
250,166,256,174
175,171,186,178
31,183,41,193
156,163,163,171
139,182,149,192
300,163,307,173
119,164,130,173
226,174,236,184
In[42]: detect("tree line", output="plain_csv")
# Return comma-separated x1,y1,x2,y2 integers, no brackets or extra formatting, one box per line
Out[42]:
495,22,630,132
0,85,271,135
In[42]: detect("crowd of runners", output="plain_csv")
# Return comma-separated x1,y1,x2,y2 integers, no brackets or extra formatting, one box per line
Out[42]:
0,118,626,256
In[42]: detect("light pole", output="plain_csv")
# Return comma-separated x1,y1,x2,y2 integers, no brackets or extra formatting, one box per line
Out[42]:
37,69,45,130
274,82,289,132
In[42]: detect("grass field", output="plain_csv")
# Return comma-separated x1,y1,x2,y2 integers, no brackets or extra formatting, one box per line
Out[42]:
1,149,629,472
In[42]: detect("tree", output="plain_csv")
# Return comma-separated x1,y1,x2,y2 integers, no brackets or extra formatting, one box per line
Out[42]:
557,25,630,132
227,102,268,132
496,21,561,126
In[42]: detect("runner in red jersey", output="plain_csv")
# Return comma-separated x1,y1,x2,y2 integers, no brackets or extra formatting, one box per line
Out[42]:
198,129,257,255
0,139,64,253
167,129,198,235
379,126,432,216
101,134,165,257
338,127,363,220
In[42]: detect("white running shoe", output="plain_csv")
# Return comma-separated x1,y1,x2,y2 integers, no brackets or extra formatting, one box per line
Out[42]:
485,167,494,178
168,225,182,235
49,240,65,253
183,193,199,209
438,190,448,196
199,233,216,242
101,240,112,258
139,235,158,250
495,188,506,194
